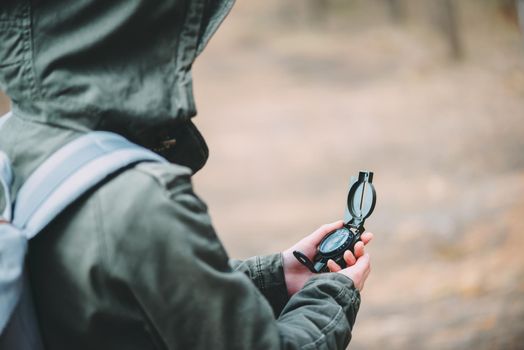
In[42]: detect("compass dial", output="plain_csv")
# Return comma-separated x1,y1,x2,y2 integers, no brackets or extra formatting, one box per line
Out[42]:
319,227,352,255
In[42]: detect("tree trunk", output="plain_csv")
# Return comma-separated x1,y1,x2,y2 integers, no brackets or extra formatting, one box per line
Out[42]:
308,0,329,23
517,0,524,37
386,0,405,23
438,0,464,60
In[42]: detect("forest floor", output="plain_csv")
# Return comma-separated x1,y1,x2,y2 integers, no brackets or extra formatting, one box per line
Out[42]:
192,1,524,349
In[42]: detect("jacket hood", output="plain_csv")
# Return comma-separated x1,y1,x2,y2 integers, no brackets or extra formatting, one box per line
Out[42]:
0,0,234,172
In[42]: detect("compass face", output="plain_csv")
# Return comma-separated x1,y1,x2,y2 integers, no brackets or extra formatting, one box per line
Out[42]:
319,228,351,255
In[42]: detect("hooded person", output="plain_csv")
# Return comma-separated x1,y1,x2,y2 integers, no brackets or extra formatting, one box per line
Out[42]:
0,1,372,349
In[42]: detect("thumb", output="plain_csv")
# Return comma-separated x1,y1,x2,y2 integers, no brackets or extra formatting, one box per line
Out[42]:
327,259,342,272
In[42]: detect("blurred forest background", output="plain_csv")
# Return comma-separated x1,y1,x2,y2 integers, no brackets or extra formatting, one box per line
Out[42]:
1,0,524,349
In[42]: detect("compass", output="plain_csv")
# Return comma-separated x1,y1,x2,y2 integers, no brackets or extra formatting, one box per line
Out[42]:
293,171,376,273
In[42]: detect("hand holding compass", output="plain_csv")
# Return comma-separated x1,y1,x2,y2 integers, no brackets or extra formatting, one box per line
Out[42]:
293,171,377,273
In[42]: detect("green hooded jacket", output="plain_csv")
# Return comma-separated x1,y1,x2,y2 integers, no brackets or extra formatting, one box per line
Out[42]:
0,1,361,349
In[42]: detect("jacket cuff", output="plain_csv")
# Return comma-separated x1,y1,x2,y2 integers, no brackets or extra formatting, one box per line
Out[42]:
305,273,361,329
230,253,289,316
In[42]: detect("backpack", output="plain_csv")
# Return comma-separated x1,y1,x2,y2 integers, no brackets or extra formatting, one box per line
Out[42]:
0,117,166,349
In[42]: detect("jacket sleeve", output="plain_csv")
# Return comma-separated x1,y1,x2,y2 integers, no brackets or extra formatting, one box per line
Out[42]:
230,255,290,316
101,163,361,350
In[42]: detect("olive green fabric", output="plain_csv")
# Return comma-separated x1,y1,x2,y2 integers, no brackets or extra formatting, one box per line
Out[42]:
0,1,362,349
0,0,234,171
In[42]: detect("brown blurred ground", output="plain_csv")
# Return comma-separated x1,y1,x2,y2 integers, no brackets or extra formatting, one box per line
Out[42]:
192,1,524,349
1,1,524,349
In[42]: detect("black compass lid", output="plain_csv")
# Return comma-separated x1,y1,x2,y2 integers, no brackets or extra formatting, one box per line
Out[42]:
344,171,376,229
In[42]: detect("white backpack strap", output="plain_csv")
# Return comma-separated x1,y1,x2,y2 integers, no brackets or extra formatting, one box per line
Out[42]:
0,110,14,220
0,152,23,338
13,131,166,237
0,153,40,350
0,225,27,333
0,152,13,221
0,131,166,349
0,111,12,132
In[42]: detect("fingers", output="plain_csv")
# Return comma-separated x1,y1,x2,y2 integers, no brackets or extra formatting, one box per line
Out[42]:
327,259,341,272
356,252,371,282
332,232,371,270
343,250,356,266
360,232,374,245
350,231,373,261
357,253,371,278
353,241,365,259
355,253,371,271
330,252,372,291
345,253,371,291
328,250,359,272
